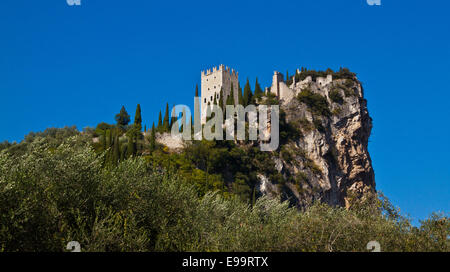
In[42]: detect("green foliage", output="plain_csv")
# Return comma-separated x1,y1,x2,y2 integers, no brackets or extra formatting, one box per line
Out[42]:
297,89,330,117
149,123,156,152
313,118,325,133
112,135,120,165
329,89,344,104
334,67,356,80
126,133,136,158
226,84,235,105
243,78,253,106
134,104,142,131
295,67,356,82
305,160,322,176
115,106,130,130
162,103,170,132
279,110,302,144
254,78,263,98
0,126,81,157
238,83,244,105
157,110,163,131
285,70,293,86
298,118,315,133
260,92,279,105
0,138,448,252
332,107,342,116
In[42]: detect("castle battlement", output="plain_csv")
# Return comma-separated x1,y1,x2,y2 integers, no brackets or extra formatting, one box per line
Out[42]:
201,64,239,79
200,64,239,123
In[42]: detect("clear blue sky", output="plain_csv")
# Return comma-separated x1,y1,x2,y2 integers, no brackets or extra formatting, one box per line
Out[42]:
0,0,449,224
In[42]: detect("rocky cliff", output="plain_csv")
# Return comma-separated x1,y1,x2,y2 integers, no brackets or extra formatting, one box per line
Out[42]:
257,71,375,208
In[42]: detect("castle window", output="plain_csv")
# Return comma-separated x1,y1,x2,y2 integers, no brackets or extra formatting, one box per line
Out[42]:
210,96,213,101
214,86,216,89
204,98,206,103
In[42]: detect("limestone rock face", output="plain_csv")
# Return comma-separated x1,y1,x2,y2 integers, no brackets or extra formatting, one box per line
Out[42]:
155,132,184,151
257,74,375,208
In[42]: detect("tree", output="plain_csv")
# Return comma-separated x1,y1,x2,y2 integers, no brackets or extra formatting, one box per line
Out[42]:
126,134,136,158
134,104,142,131
226,84,235,105
243,78,253,106
218,87,224,109
106,129,112,148
254,77,263,98
162,103,170,132
157,110,163,131
113,135,120,165
238,83,244,105
149,123,156,152
115,106,130,130
195,84,199,97
170,105,177,131
102,130,107,151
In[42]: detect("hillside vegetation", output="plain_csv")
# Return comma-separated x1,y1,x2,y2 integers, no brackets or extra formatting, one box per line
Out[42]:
0,135,448,252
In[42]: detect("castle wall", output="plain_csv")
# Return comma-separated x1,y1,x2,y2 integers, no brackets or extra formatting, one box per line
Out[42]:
271,71,284,97
316,74,333,87
279,81,295,103
201,65,239,123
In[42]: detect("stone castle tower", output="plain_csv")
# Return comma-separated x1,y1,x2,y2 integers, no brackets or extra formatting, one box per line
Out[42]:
201,64,239,123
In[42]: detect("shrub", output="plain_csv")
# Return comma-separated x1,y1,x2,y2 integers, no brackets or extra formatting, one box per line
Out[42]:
329,89,344,104
297,89,330,117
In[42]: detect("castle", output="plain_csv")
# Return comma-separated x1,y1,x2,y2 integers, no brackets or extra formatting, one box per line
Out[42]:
201,64,239,123
200,65,334,123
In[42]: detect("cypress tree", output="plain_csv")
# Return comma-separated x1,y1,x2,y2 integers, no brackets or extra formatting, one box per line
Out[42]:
162,103,170,132
226,84,235,105
218,87,224,109
106,129,111,148
157,110,163,131
149,122,156,152
218,87,225,119
254,77,263,97
238,83,244,105
206,102,212,123
120,144,126,161
170,105,177,132
195,84,199,97
243,78,253,106
127,135,135,158
102,130,107,151
181,108,187,133
134,104,142,131
113,135,120,165
252,187,256,207
286,70,289,82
